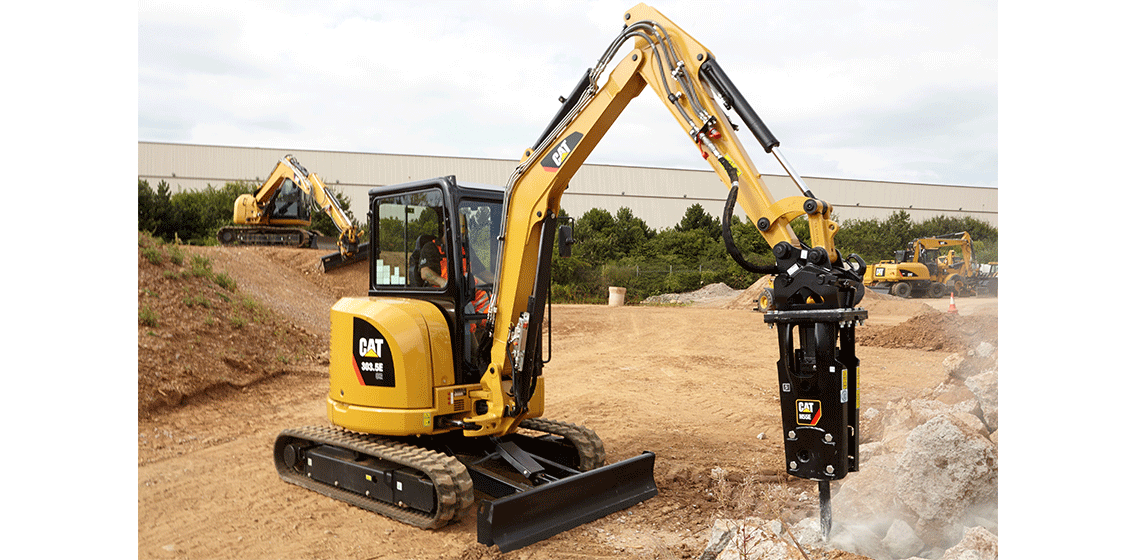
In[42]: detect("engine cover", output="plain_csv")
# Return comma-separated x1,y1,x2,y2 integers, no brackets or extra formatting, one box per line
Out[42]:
327,297,455,436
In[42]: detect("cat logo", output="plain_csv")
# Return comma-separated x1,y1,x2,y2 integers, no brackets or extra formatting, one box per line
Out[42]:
541,131,583,171
353,317,395,387
358,337,385,358
796,399,822,426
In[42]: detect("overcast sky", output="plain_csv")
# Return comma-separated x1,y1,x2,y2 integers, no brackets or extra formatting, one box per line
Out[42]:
138,0,998,187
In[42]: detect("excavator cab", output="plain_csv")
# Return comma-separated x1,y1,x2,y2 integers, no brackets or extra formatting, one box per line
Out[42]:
366,176,503,385
266,177,313,224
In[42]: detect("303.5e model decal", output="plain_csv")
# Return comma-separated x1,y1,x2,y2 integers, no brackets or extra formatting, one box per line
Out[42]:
353,317,395,387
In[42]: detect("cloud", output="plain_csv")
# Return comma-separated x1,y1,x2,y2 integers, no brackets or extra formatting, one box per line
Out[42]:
138,0,998,186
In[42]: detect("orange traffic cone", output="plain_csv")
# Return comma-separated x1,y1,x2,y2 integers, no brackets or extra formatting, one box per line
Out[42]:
947,293,958,314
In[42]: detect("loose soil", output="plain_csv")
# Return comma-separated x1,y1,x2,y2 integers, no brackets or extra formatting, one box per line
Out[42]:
137,242,997,560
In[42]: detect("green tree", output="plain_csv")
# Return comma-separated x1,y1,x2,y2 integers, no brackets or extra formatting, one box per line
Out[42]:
169,181,256,244
574,208,617,264
138,178,177,240
833,210,914,264
644,228,715,267
612,207,653,259
676,203,721,242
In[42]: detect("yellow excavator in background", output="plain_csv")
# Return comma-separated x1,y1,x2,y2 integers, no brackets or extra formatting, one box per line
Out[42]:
865,231,992,298
217,155,367,271
274,4,868,551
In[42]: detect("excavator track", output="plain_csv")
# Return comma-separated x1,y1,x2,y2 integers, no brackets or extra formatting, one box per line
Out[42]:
217,226,315,248
517,417,606,471
273,425,475,529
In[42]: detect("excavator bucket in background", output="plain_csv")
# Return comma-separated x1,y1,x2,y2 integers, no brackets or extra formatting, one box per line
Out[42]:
474,451,657,552
320,242,370,272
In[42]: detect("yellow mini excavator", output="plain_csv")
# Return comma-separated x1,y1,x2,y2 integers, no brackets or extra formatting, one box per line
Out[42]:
217,155,367,271
274,3,868,551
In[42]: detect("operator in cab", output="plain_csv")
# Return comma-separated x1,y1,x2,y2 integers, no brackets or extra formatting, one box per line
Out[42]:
418,235,449,288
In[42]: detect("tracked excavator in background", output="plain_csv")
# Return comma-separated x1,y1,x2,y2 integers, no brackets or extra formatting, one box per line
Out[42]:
217,155,368,271
273,3,868,551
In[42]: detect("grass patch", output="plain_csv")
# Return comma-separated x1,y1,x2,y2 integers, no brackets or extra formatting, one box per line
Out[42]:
239,296,269,320
213,271,237,291
141,246,164,265
168,245,186,266
190,255,213,278
139,306,159,327
182,293,213,308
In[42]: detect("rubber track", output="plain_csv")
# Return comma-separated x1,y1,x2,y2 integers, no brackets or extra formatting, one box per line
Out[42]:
275,425,474,529
519,418,606,471
218,226,313,247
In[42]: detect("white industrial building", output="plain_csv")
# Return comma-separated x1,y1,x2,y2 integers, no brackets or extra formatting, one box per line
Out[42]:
138,141,997,229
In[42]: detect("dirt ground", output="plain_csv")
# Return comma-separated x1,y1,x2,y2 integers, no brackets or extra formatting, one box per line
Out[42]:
137,243,997,560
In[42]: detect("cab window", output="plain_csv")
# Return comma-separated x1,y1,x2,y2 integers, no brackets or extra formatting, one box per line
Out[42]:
371,189,446,289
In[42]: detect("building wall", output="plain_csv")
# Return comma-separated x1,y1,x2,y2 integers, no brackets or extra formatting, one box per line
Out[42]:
138,141,998,229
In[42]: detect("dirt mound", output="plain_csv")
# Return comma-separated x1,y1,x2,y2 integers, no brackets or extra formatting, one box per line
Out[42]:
136,235,322,418
724,274,774,310
859,310,998,353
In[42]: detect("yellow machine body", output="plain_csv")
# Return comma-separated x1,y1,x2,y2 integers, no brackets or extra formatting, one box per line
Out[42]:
866,232,979,297
326,296,544,437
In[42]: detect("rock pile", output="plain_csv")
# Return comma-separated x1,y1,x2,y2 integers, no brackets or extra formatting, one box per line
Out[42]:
701,338,998,560
640,282,743,305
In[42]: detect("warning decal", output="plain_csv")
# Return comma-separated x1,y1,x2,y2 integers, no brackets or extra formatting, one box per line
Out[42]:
353,317,396,387
796,399,822,426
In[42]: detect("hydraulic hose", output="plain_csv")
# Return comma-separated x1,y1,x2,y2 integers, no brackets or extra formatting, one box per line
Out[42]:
719,159,778,275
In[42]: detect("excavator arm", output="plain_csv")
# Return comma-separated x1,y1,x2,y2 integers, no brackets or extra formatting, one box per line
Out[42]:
464,3,867,537
468,1,862,426
287,157,365,256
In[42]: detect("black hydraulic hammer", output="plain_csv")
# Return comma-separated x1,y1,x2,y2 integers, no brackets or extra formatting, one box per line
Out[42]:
764,241,866,540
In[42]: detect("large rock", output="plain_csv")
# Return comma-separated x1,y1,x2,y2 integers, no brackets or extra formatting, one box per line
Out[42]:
882,518,924,559
939,526,998,560
832,453,906,532
877,398,988,454
896,415,998,546
965,368,998,432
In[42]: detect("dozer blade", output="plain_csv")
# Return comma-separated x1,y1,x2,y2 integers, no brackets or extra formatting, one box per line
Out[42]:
476,451,657,552
321,242,370,271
